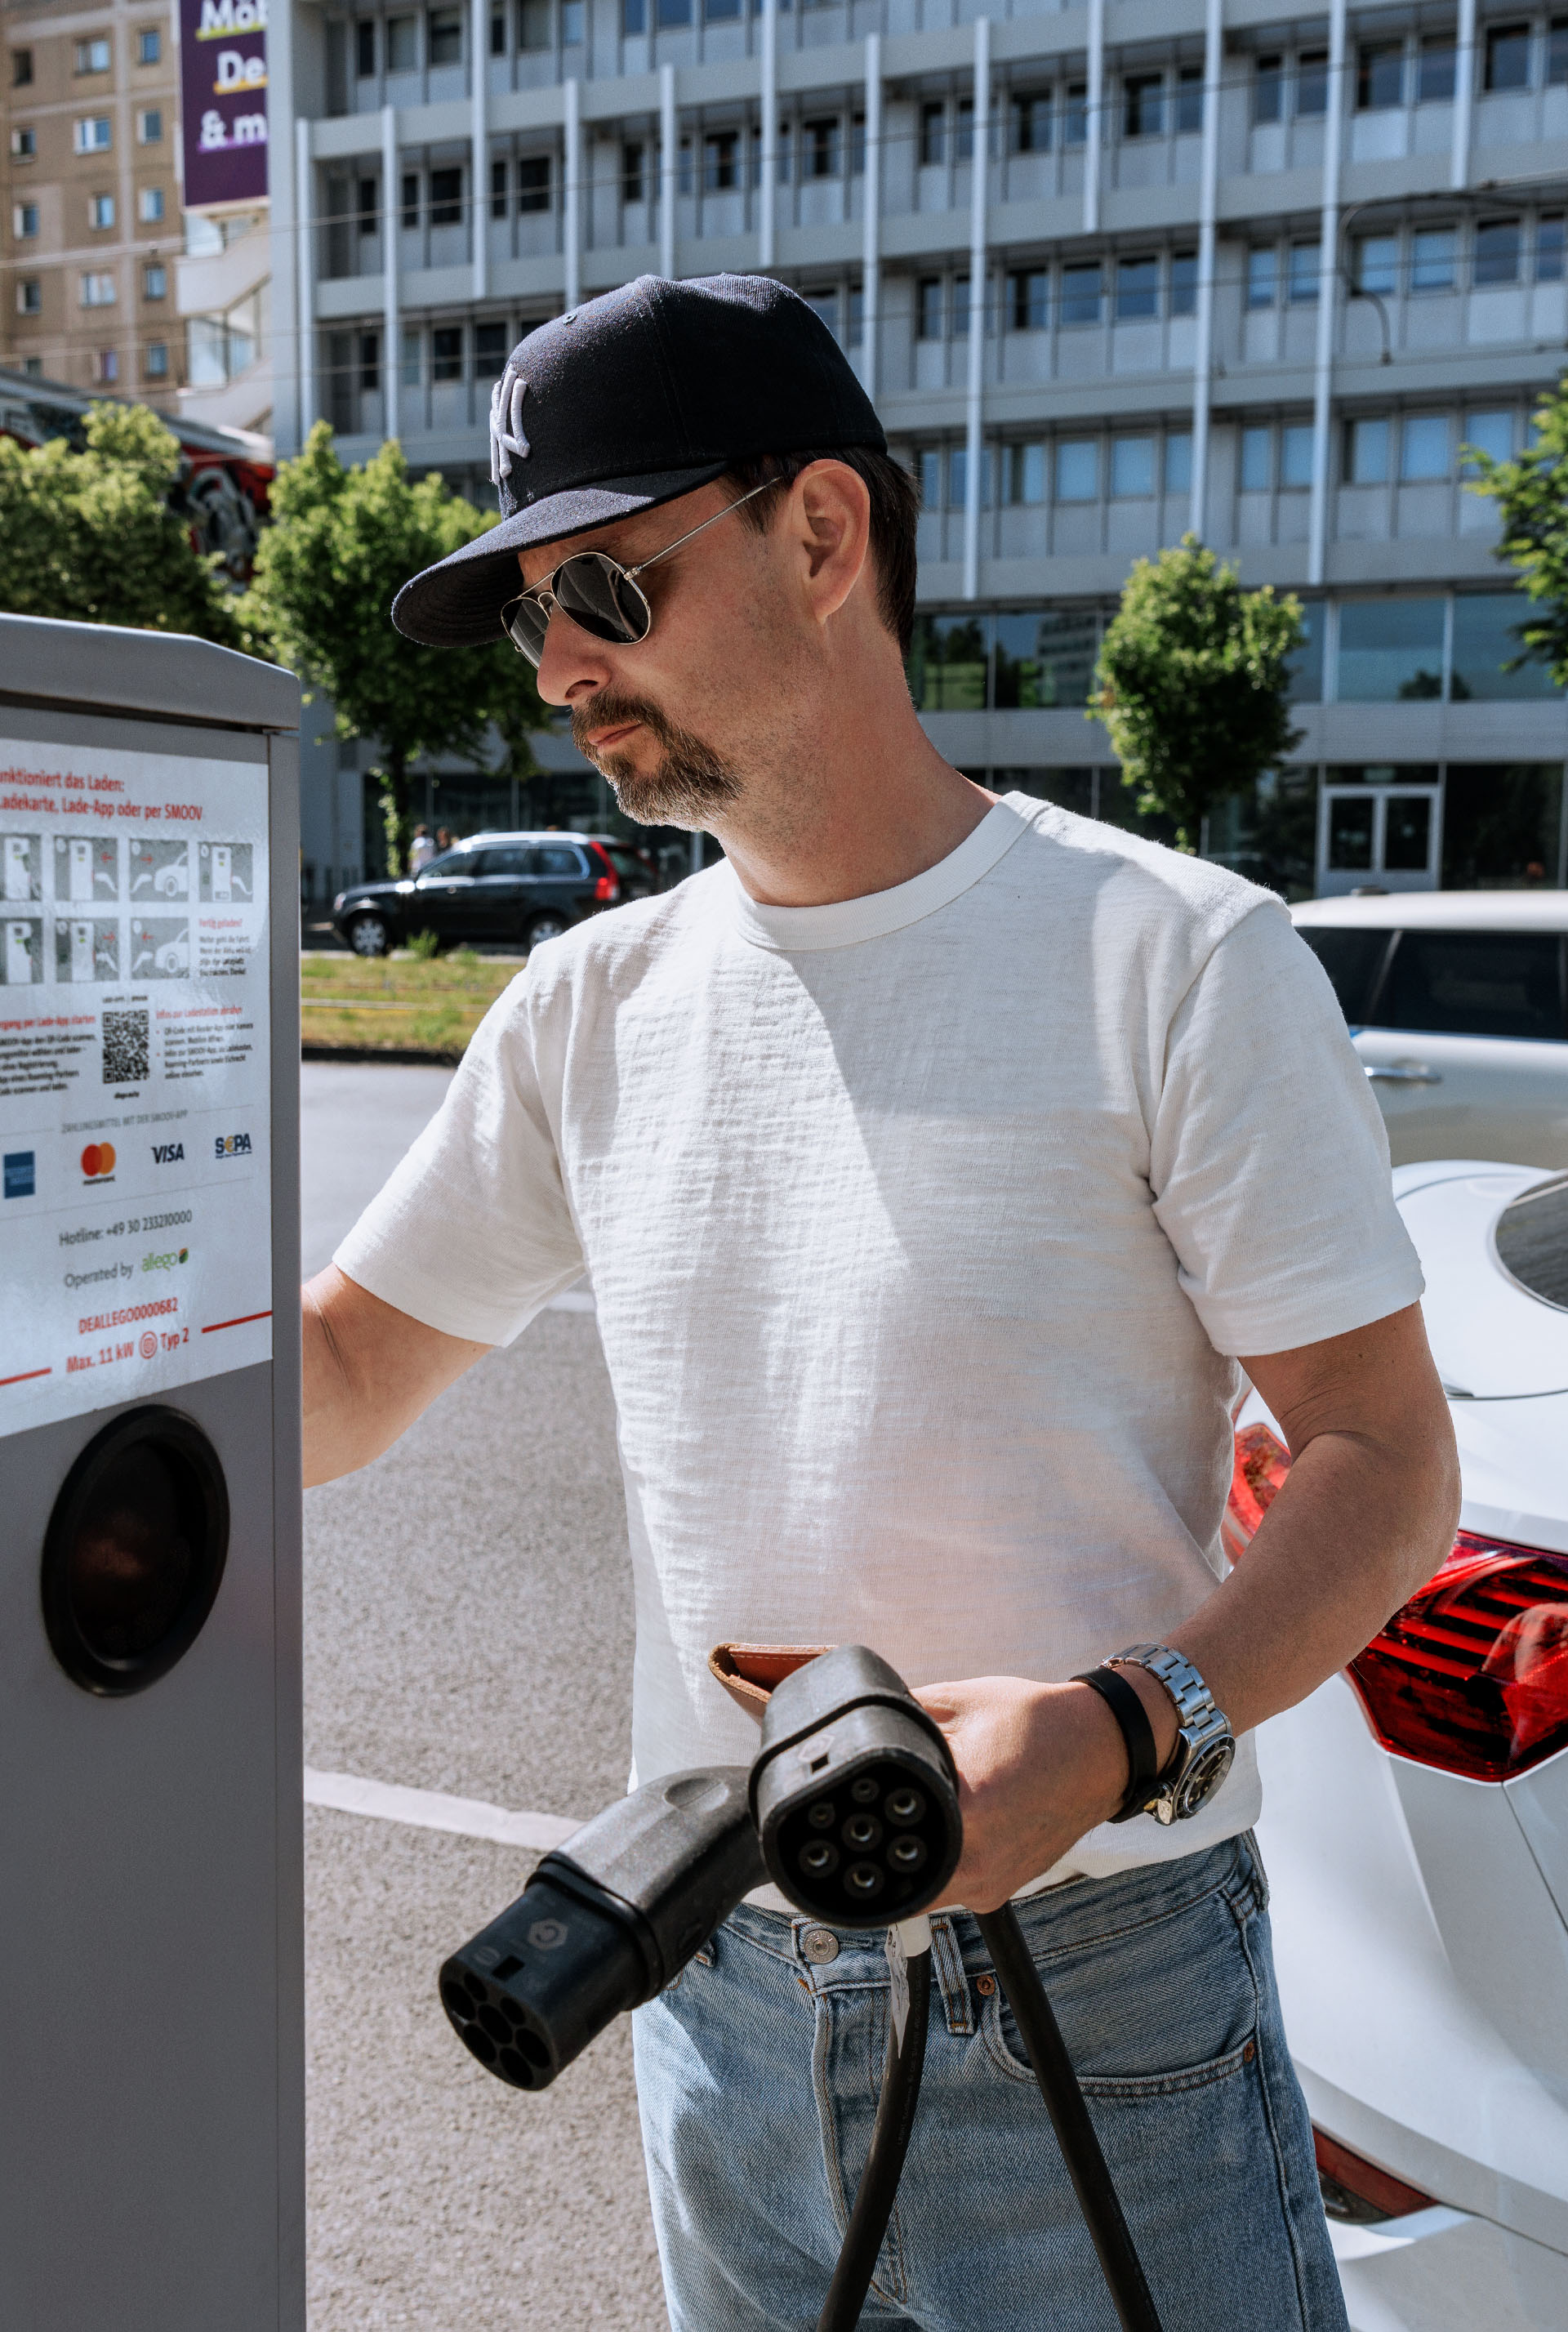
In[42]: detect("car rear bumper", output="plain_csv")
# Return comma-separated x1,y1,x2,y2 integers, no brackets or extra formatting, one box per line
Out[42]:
1331,2204,1568,2331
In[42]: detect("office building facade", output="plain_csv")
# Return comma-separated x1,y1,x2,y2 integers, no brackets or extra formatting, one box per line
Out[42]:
268,0,1568,898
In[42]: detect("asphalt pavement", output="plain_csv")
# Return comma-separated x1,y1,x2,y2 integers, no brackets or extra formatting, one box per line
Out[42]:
301,1062,666,2329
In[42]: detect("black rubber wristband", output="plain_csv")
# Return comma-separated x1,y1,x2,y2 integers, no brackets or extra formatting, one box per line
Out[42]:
1072,1665,1161,1824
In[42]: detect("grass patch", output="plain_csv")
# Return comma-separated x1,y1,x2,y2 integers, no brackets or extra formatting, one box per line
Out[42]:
301,946,522,1057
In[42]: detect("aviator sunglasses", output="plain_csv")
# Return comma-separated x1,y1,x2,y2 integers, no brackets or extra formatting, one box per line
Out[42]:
500,479,774,668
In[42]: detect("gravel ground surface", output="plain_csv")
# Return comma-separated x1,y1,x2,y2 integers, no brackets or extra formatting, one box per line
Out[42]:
301,1063,666,2330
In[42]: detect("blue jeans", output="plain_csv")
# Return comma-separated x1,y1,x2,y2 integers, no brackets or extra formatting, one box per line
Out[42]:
633,1833,1348,2330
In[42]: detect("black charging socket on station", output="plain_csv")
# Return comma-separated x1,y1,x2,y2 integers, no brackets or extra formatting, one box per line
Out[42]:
439,1766,763,2091
750,1645,962,1928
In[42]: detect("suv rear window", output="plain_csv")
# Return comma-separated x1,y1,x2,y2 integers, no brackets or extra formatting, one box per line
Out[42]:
1295,926,1392,1023
1379,930,1566,1041
532,844,586,877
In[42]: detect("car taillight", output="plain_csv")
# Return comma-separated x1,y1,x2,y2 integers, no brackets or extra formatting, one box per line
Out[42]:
1224,1424,1568,1779
1348,1532,1568,1781
1313,2128,1434,2226
595,873,619,902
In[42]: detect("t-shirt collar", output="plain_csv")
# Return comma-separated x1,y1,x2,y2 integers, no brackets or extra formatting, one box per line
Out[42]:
725,791,1039,954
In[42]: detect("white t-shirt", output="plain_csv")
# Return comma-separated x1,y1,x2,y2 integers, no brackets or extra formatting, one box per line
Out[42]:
336,792,1423,1888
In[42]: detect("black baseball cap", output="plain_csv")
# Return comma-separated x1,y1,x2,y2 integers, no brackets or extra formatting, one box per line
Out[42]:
391,272,887,648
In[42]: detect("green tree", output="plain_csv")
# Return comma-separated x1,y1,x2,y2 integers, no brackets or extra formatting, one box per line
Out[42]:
1089,535,1304,852
1463,381,1568,683
246,424,542,873
0,401,241,644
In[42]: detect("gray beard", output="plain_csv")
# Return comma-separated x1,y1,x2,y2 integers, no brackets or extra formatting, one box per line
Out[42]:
571,692,743,831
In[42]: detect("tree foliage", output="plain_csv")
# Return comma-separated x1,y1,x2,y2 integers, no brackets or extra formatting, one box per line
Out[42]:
1463,380,1568,684
1089,535,1304,851
0,401,242,645
246,424,543,872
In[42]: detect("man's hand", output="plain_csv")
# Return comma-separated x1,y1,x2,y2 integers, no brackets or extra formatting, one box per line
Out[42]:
912,1304,1459,1914
304,1264,491,1486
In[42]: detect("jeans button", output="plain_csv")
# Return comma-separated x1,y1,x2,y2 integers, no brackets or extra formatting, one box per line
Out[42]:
800,1927,840,1965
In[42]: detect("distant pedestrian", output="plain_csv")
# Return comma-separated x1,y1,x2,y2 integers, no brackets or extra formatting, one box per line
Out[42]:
408,824,434,873
435,825,454,853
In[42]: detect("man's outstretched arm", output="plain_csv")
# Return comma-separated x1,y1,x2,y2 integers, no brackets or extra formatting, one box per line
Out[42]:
303,1264,492,1487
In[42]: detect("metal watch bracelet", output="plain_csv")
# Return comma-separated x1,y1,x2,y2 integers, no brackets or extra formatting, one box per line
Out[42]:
1105,1644,1236,1825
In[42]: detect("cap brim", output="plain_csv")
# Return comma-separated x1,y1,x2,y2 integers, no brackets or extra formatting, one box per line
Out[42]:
390,461,731,646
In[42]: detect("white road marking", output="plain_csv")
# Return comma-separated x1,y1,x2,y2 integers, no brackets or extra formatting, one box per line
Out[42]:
547,1289,595,1312
304,1766,581,1852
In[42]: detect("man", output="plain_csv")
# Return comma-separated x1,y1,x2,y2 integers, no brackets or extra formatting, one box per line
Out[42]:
408,823,434,872
305,276,1458,2329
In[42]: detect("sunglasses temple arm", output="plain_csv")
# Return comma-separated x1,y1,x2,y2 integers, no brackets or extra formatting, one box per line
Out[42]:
626,478,777,579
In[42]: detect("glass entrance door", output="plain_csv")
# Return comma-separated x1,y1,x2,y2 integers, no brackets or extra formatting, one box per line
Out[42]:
1316,784,1441,896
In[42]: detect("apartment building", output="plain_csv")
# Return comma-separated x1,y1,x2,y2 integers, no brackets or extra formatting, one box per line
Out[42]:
2,0,183,398
269,2,1567,894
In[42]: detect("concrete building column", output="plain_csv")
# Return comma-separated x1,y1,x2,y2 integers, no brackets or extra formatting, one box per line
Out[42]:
1307,0,1348,590
294,117,315,436
564,78,582,310
1082,0,1104,237
760,0,778,270
381,103,400,442
1452,0,1477,191
861,33,880,396
660,62,677,279
1188,0,1223,540
470,0,488,301
962,15,990,603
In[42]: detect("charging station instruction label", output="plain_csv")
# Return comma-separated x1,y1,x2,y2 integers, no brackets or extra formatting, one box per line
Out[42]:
0,739,271,1437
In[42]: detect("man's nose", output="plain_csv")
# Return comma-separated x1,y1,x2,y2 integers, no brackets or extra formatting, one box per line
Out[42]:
533,604,617,708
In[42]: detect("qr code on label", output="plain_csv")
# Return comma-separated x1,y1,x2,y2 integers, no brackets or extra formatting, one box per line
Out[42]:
102,1008,149,1086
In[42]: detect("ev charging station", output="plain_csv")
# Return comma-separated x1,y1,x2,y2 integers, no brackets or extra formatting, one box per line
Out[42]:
0,615,305,2331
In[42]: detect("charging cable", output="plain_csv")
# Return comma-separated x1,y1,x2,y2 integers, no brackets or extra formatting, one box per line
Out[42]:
816,1915,933,2332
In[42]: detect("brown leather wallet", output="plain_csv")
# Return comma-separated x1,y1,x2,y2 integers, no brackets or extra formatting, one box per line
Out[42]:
707,1643,832,1722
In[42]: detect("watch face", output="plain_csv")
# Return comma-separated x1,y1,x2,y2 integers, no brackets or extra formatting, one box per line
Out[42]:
1173,1736,1235,1821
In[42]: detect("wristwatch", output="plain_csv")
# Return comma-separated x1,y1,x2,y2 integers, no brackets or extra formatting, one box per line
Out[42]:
1104,1645,1236,1825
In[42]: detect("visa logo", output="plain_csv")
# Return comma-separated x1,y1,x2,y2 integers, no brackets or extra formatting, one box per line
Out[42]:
152,1142,185,1164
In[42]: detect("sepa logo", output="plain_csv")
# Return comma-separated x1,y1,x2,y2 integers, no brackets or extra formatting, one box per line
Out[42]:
214,1131,252,1159
81,1141,116,1182
4,1150,34,1199
151,1142,185,1164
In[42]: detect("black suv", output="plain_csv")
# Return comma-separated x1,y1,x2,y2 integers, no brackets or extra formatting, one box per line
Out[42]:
331,833,657,956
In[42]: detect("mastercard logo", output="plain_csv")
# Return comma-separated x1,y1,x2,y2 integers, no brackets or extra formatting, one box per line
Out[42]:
81,1142,116,1179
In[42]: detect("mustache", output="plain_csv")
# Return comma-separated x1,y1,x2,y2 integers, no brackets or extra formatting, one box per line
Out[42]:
570,689,679,761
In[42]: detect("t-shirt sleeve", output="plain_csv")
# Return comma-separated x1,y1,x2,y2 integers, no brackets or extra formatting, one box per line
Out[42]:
331,987,585,1344
1147,900,1423,1357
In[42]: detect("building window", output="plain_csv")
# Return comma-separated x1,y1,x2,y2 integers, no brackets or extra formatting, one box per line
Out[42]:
1010,267,1047,331
1064,81,1087,142
400,326,422,386
518,155,550,212
429,9,463,64
491,158,509,216
704,132,738,191
1287,240,1320,305
387,15,419,70
1418,35,1455,101
1552,16,1568,82
1401,413,1450,481
1253,55,1284,124
91,194,116,230
357,20,376,74
139,188,165,224
1296,49,1329,115
98,349,119,381
1123,72,1164,138
474,320,507,372
916,276,943,338
1241,426,1272,492
490,9,507,54
1111,435,1155,497
1176,65,1204,133
75,118,114,154
562,0,584,42
1170,250,1197,315
17,278,41,314
623,0,647,30
1538,215,1565,281
1165,432,1192,494
1011,92,1051,154
1281,422,1315,487
1115,256,1158,321
920,102,946,166
1474,217,1522,287
144,261,167,297
401,172,421,227
1347,416,1391,484
429,167,463,225
432,324,464,380
14,203,40,239
11,47,33,85
1007,442,1045,504
621,142,645,202
1246,247,1277,309
1337,600,1446,701
1411,227,1456,291
1354,234,1398,295
145,341,168,377
139,26,162,63
11,127,36,159
1357,42,1404,109
954,98,974,163
1485,22,1532,91
706,0,741,21
75,37,112,73
518,0,551,39
804,118,838,179
81,272,117,306
138,109,163,143
804,287,839,339
1463,410,1515,469
1059,262,1101,326
951,274,970,337
356,176,378,232
1055,439,1098,501
915,448,941,506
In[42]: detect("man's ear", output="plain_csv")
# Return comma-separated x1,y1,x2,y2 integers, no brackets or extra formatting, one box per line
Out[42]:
788,461,872,626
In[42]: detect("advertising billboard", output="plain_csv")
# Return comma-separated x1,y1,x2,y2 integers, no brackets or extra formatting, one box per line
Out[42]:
179,0,269,212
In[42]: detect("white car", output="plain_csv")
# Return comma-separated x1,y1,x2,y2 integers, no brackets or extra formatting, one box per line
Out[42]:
1239,1161,1568,2330
1290,894,1568,1171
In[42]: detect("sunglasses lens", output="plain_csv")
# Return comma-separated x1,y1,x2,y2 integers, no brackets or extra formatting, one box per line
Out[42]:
555,555,651,646
504,595,550,666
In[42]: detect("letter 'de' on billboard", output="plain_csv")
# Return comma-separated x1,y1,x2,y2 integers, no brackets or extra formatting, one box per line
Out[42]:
180,0,269,210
